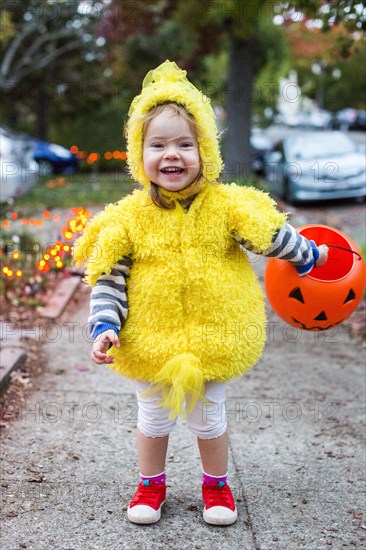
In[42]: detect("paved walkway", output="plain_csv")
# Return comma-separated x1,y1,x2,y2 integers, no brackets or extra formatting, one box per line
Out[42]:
1,260,365,550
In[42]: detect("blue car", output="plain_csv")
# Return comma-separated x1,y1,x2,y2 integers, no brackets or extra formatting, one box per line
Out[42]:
31,139,78,175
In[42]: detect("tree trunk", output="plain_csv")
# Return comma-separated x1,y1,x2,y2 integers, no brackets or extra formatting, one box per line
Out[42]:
3,92,18,128
223,35,255,183
36,68,51,140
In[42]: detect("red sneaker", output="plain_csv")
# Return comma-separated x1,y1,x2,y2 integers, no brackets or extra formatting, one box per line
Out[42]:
202,482,237,525
127,480,166,524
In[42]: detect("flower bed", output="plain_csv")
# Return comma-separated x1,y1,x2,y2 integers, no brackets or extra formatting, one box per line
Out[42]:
1,207,91,310
0,206,92,424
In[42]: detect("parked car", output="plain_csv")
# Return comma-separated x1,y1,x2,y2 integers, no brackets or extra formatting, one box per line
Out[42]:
332,109,366,131
356,110,366,131
0,127,39,202
30,138,78,175
274,111,302,127
298,109,332,129
250,129,274,174
275,109,332,129
264,131,366,204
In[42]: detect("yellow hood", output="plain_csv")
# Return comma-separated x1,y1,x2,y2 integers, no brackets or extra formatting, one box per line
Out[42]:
125,60,223,187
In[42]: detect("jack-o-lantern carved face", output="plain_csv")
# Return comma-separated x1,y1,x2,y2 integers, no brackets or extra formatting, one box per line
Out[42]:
265,225,366,332
289,285,357,331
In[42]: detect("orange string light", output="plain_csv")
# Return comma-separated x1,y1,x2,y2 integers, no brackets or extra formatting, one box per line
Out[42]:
2,207,91,281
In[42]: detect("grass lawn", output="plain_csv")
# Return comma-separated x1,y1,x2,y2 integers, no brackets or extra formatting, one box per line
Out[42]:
2,171,268,216
3,172,138,213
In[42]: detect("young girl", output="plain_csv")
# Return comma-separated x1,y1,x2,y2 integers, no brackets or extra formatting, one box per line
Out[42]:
74,60,328,526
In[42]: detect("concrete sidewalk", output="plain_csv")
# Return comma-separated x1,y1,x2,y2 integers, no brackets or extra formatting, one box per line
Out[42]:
1,262,365,550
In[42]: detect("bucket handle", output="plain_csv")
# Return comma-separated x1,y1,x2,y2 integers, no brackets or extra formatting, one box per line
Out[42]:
327,244,362,261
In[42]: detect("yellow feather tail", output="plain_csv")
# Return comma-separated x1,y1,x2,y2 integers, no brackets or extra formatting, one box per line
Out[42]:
142,353,206,419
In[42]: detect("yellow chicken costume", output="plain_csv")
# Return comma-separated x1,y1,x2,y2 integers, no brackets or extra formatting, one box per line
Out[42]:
74,61,287,417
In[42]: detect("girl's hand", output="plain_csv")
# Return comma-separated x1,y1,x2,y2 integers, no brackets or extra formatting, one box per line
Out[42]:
315,244,329,268
91,329,120,364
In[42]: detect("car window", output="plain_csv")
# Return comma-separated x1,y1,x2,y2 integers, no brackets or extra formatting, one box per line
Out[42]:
286,134,356,160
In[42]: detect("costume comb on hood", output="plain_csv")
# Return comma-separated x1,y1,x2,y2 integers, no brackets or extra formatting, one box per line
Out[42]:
125,60,223,187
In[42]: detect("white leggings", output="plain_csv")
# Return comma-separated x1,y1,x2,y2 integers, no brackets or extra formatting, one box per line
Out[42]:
135,380,227,439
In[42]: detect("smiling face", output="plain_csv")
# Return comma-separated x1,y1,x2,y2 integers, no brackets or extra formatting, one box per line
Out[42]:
142,107,201,193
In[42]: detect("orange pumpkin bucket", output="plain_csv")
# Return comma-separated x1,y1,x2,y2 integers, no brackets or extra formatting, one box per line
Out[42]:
264,224,366,331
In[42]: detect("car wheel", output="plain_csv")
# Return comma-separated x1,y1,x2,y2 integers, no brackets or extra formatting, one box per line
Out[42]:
38,159,54,176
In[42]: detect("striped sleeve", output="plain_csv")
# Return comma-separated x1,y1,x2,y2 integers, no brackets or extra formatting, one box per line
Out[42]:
236,222,319,276
88,256,132,338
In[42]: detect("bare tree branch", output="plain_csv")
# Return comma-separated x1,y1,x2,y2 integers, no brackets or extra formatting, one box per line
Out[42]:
1,22,39,78
19,27,82,67
4,39,85,89
1,22,86,91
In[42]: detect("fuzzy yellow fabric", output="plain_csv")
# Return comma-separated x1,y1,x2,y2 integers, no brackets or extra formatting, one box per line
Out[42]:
142,353,207,420
125,60,223,186
75,60,287,416
73,192,136,286
74,183,287,415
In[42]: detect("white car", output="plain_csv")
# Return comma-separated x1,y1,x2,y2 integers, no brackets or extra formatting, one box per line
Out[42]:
0,128,39,202
265,131,366,204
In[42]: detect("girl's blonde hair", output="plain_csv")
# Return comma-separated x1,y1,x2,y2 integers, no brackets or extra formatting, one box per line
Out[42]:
141,102,203,210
